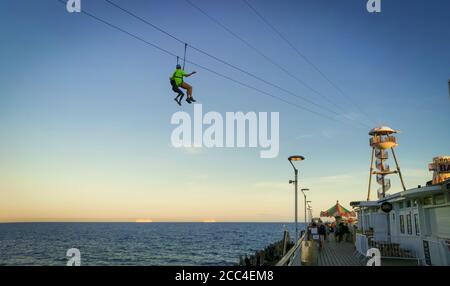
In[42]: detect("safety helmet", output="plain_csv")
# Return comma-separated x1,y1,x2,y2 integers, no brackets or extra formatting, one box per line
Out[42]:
176,64,182,69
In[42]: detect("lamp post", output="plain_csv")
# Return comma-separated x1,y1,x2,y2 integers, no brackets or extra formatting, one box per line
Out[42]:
288,155,305,240
301,188,310,226
307,201,312,222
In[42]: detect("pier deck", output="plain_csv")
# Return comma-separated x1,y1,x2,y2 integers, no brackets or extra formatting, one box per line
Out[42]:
318,238,363,266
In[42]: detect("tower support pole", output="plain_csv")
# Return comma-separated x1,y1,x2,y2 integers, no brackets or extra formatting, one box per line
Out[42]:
367,147,375,201
391,148,406,191
380,149,386,198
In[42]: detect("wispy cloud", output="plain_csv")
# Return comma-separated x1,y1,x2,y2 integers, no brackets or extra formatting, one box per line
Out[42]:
305,172,365,183
402,168,429,178
295,134,313,140
181,146,202,154
251,171,364,192
341,112,362,121
252,181,290,191
402,168,430,187
321,130,335,139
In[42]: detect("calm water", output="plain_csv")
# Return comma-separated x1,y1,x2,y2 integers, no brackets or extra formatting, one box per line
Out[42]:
0,223,305,266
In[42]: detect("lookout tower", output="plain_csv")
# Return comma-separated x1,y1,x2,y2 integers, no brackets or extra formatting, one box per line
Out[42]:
367,126,406,200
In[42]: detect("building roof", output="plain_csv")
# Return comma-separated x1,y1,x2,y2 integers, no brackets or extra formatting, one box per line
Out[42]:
350,201,379,208
400,184,443,199
368,126,399,136
354,181,447,210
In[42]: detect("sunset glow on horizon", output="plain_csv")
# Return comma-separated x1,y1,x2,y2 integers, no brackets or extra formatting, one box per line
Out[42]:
1,0,449,224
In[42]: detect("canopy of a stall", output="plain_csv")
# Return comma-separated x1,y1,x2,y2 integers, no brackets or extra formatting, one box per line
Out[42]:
320,201,356,218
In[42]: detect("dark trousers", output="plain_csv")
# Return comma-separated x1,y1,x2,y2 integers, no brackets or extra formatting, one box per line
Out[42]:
170,80,184,96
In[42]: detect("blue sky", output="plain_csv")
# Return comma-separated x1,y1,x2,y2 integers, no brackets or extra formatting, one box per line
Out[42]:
0,0,449,222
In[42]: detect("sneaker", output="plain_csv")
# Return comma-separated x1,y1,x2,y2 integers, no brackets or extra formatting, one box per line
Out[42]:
174,98,181,106
186,98,192,104
190,98,197,103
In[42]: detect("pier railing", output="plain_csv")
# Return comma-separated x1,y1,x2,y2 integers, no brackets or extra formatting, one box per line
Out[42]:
275,232,307,266
356,234,450,265
355,233,370,257
368,235,422,259
357,234,423,260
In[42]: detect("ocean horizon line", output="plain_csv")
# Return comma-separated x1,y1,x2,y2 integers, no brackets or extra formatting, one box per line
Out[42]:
0,220,300,224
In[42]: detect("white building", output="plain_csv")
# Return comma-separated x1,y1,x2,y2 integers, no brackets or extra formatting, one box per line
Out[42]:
352,178,450,266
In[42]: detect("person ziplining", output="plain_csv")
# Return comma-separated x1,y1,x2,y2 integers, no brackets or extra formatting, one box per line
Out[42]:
170,44,197,106
170,64,197,106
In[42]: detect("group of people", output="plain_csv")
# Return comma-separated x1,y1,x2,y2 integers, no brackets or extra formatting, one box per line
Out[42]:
310,220,355,250
329,221,353,243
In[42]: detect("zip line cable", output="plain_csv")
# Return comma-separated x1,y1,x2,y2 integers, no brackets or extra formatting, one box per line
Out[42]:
102,0,369,128
241,0,349,115
56,0,366,128
103,0,340,118
184,0,321,94
183,0,371,129
242,0,377,125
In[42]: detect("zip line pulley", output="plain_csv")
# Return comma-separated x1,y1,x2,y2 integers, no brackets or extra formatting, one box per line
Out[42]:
176,43,188,69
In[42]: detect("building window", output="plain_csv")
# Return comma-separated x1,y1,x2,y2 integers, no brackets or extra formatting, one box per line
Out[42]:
423,196,433,206
406,214,413,235
398,202,404,209
406,200,412,208
414,214,420,236
434,194,445,205
400,215,405,234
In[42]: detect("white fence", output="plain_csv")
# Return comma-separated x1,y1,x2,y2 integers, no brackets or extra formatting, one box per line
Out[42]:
355,233,369,256
369,235,422,259
355,234,450,265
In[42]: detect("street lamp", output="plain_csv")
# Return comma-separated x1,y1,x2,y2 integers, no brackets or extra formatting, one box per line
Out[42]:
301,188,310,226
288,155,305,240
306,201,312,222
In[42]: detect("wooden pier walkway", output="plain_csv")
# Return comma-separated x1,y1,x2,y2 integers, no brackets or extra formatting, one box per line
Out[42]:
317,237,364,266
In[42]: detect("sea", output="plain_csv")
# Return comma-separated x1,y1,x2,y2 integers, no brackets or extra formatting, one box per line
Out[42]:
0,222,306,266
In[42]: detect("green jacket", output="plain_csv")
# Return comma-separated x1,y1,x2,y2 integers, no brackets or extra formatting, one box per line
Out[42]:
171,69,186,87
